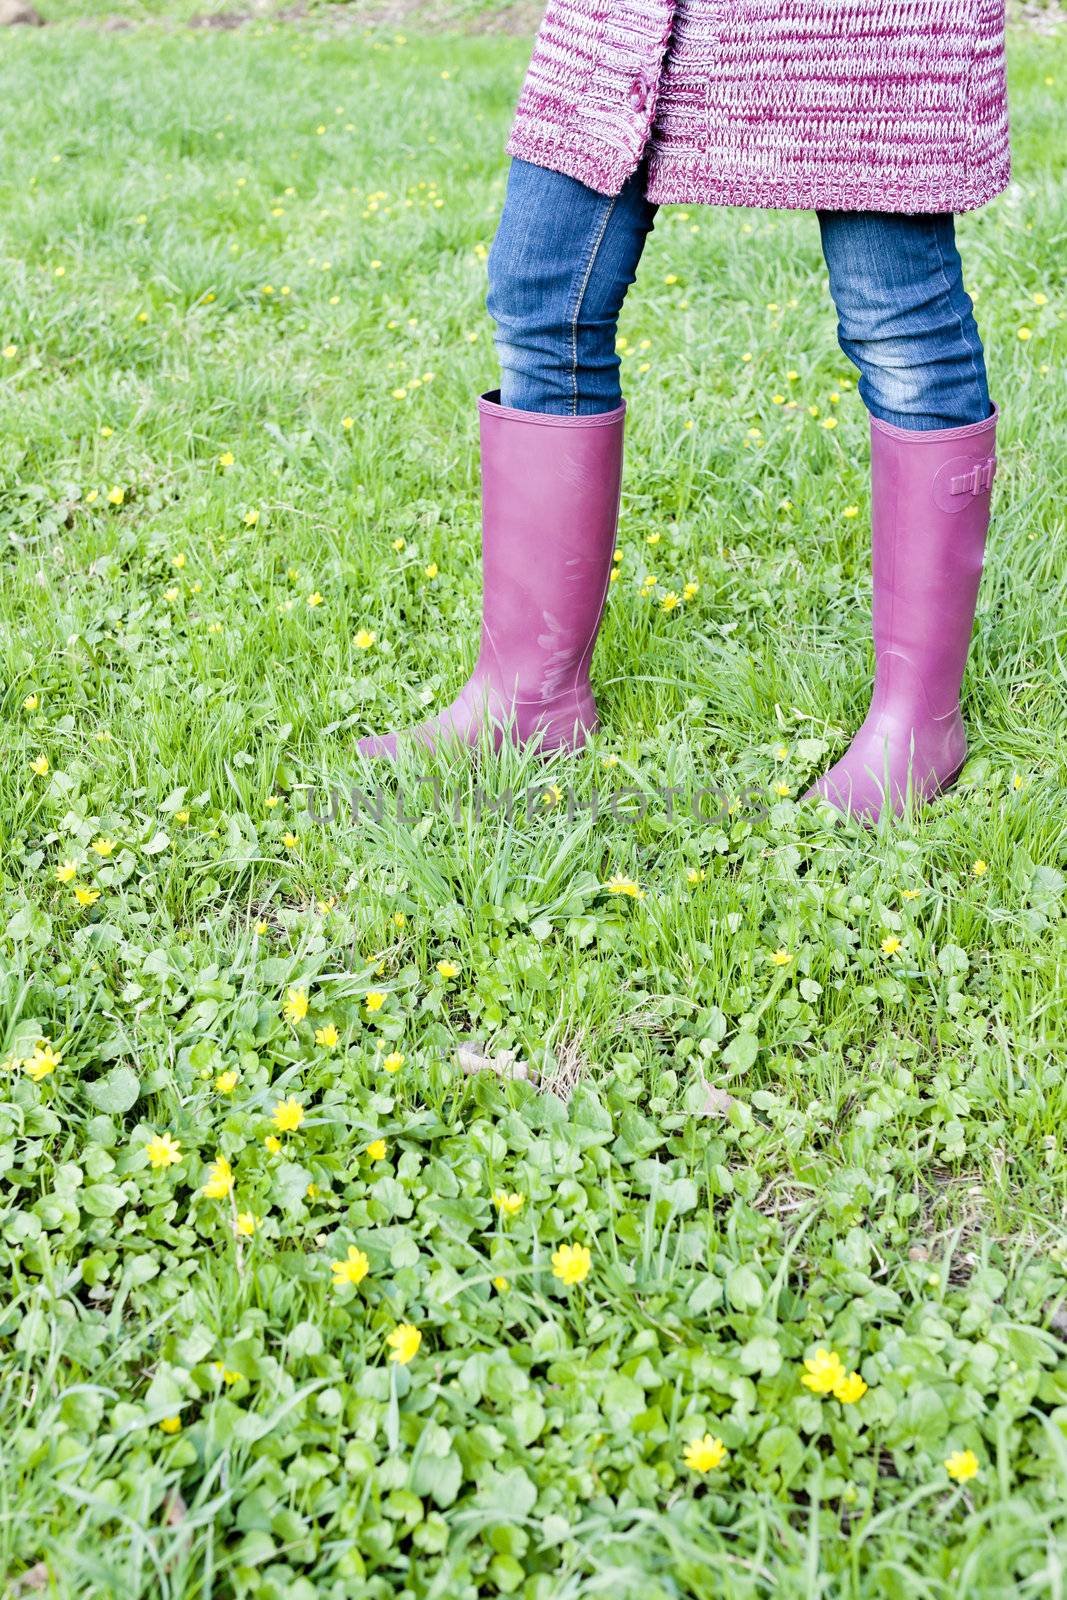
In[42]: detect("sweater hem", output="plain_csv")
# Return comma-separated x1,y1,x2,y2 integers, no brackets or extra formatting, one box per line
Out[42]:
506,122,1011,215
505,126,638,199
643,153,1012,214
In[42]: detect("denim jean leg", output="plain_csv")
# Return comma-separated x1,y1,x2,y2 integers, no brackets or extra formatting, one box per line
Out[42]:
486,156,658,415
817,210,991,431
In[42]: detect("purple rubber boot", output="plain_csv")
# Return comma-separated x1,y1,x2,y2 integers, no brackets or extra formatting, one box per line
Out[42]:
807,404,999,822
357,390,625,760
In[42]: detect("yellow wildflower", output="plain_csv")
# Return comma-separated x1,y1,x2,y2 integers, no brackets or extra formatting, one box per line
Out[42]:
331,1245,370,1288
684,1434,728,1473
203,1156,235,1199
271,1098,304,1133
552,1242,591,1286
944,1449,980,1483
801,1348,846,1395
146,1132,182,1169
386,1323,422,1364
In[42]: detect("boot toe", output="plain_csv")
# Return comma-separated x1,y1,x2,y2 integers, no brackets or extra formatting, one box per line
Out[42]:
356,730,400,761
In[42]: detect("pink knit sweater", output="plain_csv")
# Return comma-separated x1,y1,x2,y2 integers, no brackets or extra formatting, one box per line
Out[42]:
505,0,1010,212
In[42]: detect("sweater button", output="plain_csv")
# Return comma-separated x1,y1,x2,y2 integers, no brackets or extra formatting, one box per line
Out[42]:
629,77,647,110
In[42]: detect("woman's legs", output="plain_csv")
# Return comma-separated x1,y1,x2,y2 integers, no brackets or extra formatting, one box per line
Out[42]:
817,210,991,429
487,156,659,415
807,211,998,820
357,158,657,760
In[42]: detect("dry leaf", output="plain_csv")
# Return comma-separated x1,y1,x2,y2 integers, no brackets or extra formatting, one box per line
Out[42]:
456,1040,532,1082
10,1565,49,1595
696,1075,734,1118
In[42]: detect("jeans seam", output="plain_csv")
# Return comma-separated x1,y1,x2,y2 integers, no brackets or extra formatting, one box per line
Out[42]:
567,192,621,417
930,217,985,422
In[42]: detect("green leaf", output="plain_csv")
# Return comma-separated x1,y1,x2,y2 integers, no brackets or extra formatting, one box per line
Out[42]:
727,1264,765,1313
723,1032,759,1070
84,1066,140,1115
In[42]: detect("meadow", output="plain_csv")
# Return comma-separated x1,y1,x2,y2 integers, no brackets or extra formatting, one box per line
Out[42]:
1,4,1066,1595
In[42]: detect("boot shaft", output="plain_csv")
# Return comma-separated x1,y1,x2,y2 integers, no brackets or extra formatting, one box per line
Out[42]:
475,391,625,705
870,407,998,720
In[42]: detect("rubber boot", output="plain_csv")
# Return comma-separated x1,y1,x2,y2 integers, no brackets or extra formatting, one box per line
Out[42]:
807,404,998,822
357,390,625,760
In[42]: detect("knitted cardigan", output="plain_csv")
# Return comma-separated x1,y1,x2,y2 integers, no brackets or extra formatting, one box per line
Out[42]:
505,0,1010,212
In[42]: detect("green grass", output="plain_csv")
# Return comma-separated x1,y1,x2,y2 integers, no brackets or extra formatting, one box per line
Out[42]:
1,11,1067,1598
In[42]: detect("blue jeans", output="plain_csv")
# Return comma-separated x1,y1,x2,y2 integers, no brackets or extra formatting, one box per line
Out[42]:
486,157,991,431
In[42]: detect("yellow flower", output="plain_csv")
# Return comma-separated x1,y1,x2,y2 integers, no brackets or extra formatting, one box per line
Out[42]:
235,1212,257,1237
331,1244,370,1288
255,919,268,935
264,1134,282,1155
684,1434,728,1473
215,1070,239,1093
770,948,793,967
272,1097,304,1133
972,859,988,877
821,416,838,430
843,505,860,518
159,1415,182,1434
901,889,921,901
218,451,235,467
367,1138,387,1161
3,344,17,359
283,986,309,1023
146,1132,182,1169
354,628,376,650
686,867,706,885
551,1242,591,1286
315,1023,340,1049
436,960,459,979
833,1371,868,1404
880,936,901,956
91,837,115,857
774,782,792,797
283,832,300,850
265,794,280,808
1017,326,1032,341
341,416,354,430
203,1156,235,1199
386,1323,422,1364
55,859,79,883
108,486,125,506
212,1363,242,1383
494,1190,525,1217
944,1448,980,1483
383,1051,405,1074
23,693,38,710
661,591,679,612
493,1276,509,1292
243,508,260,527
31,754,49,776
25,1043,61,1082
801,1348,846,1395
605,875,644,899
365,990,387,1012
74,885,101,906
1012,772,1024,791
307,591,324,608
424,562,438,579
